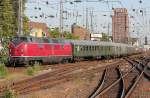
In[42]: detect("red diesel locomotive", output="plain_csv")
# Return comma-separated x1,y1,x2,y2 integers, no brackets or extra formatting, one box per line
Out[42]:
9,36,72,65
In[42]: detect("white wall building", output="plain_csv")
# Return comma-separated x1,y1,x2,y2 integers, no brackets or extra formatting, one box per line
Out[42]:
90,33,102,41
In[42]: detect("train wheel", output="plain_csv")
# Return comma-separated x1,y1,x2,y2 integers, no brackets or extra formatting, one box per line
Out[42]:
13,61,16,67
61,59,66,64
34,61,42,66
68,59,74,63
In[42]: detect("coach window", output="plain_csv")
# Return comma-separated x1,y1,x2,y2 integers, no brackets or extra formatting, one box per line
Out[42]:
82,46,84,51
84,46,86,51
90,46,92,51
77,46,80,52
85,46,87,51
89,46,91,51
101,47,103,51
86,46,88,51
98,46,100,51
83,46,85,51
96,46,98,51
80,46,83,51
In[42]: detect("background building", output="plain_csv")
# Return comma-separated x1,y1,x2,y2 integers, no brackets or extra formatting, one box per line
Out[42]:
72,24,90,40
112,8,129,43
90,33,102,41
29,22,49,37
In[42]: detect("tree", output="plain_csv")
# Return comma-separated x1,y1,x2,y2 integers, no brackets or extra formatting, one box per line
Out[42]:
0,0,16,57
0,0,16,38
63,31,79,40
63,31,73,39
12,0,29,35
100,33,110,41
0,0,29,37
49,28,60,38
12,0,27,17
23,16,30,35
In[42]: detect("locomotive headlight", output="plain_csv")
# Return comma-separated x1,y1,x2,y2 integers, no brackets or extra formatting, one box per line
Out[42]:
21,49,24,53
25,44,27,48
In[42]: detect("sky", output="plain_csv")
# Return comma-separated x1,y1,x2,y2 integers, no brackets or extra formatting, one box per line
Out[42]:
25,0,150,44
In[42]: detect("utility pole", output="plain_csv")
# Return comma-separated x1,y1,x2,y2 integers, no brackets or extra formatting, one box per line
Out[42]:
76,11,79,24
60,0,64,38
18,0,23,36
85,8,89,40
108,23,110,36
90,9,94,33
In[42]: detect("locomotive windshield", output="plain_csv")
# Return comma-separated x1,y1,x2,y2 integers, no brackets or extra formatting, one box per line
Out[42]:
12,37,28,46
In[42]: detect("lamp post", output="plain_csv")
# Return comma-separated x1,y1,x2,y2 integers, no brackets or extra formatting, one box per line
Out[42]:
59,0,63,38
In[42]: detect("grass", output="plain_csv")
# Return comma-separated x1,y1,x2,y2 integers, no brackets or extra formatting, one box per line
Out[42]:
26,62,42,76
2,88,17,98
26,67,34,76
0,63,7,78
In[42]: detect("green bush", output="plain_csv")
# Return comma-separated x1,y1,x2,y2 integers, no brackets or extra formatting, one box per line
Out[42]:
33,62,42,72
0,63,7,78
26,67,34,76
26,62,42,76
1,56,8,64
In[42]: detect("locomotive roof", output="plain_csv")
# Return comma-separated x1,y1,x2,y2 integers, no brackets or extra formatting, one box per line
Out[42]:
12,36,69,44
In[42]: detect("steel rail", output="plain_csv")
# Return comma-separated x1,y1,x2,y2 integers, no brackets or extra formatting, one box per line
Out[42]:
124,60,150,98
127,58,150,79
118,68,125,98
88,68,107,98
88,67,122,98
96,67,126,97
144,66,150,78
95,57,147,97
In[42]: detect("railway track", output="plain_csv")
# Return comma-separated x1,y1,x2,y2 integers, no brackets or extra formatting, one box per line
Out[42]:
88,57,150,98
0,60,122,96
0,55,149,97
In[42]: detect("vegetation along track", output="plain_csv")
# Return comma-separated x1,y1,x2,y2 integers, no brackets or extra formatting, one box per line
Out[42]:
0,60,122,95
88,57,150,98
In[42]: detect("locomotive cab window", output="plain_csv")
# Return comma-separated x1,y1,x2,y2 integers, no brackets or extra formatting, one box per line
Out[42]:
43,38,50,43
52,39,59,43
12,37,28,46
